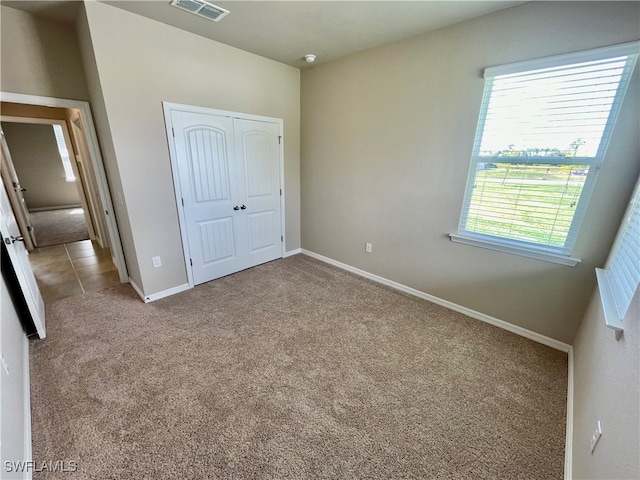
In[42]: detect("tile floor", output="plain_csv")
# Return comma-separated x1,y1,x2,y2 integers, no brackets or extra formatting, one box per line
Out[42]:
28,240,120,302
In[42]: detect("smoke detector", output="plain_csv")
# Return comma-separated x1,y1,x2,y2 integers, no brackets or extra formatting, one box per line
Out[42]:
170,0,229,22
304,54,316,64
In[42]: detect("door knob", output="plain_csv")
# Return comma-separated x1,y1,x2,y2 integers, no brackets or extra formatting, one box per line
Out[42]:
240,205,247,210
4,235,24,245
233,206,240,211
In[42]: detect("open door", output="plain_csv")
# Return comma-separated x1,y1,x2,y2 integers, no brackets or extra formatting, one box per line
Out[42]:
69,112,108,247
0,176,45,338
0,127,36,250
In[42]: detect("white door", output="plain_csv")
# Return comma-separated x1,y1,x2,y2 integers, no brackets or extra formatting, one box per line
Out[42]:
71,113,108,247
234,119,282,269
0,179,46,338
171,110,282,285
0,128,37,250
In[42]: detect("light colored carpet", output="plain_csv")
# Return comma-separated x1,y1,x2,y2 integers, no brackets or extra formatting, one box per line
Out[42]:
30,255,567,479
29,208,89,247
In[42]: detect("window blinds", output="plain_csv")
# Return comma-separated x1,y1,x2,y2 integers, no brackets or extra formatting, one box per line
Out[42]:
478,56,633,159
464,163,590,253
458,41,639,259
52,124,75,182
605,178,640,319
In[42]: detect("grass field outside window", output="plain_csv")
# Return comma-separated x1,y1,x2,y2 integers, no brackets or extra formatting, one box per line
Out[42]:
466,163,588,247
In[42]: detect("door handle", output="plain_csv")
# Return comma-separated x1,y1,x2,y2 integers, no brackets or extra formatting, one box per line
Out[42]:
233,206,240,211
240,205,247,210
4,235,24,245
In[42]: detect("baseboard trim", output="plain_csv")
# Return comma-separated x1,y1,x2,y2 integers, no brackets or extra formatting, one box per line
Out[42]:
284,248,302,258
28,204,82,212
301,249,571,352
129,277,190,303
128,278,145,302
564,346,574,480
23,335,33,480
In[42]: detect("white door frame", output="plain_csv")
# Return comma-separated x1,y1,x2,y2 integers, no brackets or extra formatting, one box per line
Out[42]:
162,102,285,288
1,92,128,283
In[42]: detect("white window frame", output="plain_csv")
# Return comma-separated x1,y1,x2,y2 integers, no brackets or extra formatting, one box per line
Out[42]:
596,175,640,340
451,41,639,266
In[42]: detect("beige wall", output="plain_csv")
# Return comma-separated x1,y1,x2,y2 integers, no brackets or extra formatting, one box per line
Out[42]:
76,5,140,286
1,122,81,209
0,277,30,479
80,1,301,296
0,5,89,101
300,1,640,343
572,285,639,479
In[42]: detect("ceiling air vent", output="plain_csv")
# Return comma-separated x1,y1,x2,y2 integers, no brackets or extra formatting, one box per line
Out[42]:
170,0,229,22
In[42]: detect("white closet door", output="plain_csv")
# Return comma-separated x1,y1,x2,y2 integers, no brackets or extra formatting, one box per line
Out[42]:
234,118,282,269
171,110,282,285
172,111,245,284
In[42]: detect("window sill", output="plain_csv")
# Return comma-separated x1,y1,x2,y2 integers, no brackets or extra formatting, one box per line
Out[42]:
449,233,581,266
595,268,624,340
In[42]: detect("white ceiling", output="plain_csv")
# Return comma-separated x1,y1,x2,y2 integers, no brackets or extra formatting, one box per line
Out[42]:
2,0,525,68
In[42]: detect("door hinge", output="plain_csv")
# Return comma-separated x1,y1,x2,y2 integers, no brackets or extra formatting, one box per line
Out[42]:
190,258,193,266
27,225,32,232
280,189,282,196
281,235,283,242
181,198,184,206
172,127,175,137
278,136,282,145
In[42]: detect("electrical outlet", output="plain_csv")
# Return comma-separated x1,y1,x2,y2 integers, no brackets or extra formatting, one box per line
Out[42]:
590,420,603,454
152,256,162,268
365,243,373,253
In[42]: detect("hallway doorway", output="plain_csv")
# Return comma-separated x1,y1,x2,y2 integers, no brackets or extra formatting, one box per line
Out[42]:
1,119,94,248
0,92,128,295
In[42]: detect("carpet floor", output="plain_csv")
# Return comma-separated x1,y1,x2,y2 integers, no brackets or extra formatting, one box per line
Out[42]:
29,208,89,247
29,254,568,479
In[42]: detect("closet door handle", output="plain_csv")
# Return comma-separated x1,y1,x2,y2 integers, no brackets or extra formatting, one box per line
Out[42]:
240,205,247,210
233,206,240,211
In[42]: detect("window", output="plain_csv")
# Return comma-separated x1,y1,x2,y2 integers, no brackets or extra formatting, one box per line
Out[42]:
52,124,76,182
596,176,640,338
451,42,639,265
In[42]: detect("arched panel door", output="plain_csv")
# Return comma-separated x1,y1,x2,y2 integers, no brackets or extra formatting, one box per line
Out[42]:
171,110,282,285
234,119,282,269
